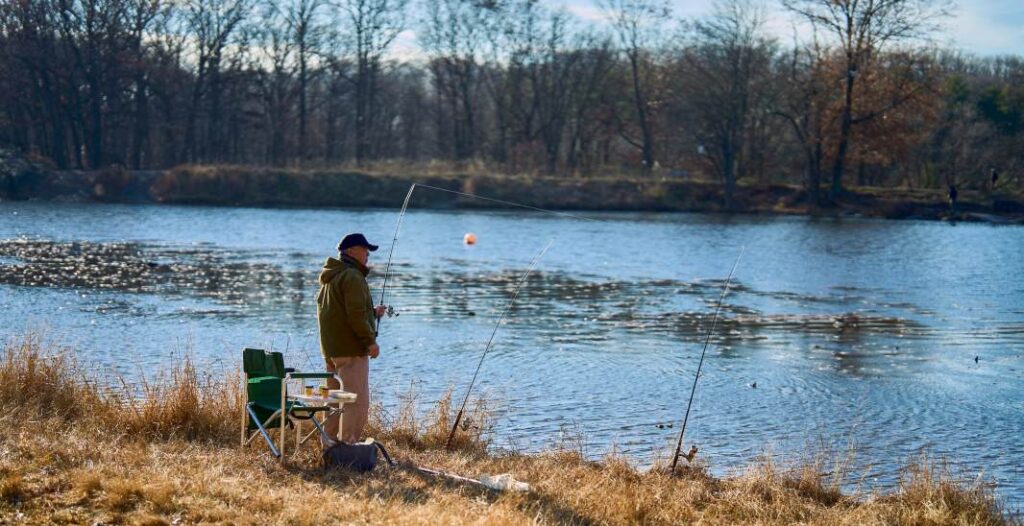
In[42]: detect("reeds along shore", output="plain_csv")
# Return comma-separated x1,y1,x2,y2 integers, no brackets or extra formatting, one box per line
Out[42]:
0,333,1012,525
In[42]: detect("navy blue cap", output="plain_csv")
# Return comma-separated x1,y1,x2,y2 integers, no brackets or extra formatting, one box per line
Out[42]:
338,233,379,252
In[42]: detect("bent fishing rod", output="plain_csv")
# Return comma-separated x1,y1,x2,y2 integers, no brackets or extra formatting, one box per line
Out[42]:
445,240,554,450
670,246,744,472
376,183,417,335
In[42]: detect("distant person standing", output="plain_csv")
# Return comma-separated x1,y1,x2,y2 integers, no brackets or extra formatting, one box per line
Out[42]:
948,184,958,214
991,168,999,191
316,233,387,444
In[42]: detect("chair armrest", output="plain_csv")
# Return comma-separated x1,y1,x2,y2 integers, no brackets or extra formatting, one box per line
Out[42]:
284,367,296,373
287,372,334,379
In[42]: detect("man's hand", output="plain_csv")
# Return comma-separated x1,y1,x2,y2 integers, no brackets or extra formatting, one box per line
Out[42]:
367,343,380,359
374,305,387,319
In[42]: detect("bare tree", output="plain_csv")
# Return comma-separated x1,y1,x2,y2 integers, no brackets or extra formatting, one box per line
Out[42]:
252,5,296,165
421,0,491,160
1,0,69,166
781,0,951,198
480,0,537,166
182,0,252,163
336,0,407,164
774,35,830,205
533,15,584,173
1,0,1019,197
600,0,669,173
279,0,328,161
683,0,776,208
485,1,583,172
52,0,138,168
125,0,169,168
565,39,616,173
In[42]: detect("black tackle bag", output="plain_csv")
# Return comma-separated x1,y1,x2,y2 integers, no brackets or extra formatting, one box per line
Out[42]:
322,440,395,472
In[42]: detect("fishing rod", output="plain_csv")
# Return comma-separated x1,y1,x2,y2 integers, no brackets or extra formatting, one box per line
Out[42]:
445,240,554,450
376,183,417,335
670,246,744,472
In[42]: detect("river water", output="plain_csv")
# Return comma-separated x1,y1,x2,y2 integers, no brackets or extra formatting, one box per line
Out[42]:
1,201,1022,506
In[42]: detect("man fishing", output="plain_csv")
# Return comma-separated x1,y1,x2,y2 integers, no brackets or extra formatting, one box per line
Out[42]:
317,233,386,445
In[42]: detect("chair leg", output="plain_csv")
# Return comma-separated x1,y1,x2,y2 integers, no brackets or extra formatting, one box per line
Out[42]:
301,414,333,446
280,378,288,463
246,405,281,458
240,370,248,448
245,409,283,448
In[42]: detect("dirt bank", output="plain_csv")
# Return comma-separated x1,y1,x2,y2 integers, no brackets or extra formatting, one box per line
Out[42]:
3,162,1023,223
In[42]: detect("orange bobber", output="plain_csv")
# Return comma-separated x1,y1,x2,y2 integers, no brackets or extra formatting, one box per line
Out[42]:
464,233,478,245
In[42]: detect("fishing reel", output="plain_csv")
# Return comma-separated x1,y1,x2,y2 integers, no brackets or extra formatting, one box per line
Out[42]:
386,305,399,318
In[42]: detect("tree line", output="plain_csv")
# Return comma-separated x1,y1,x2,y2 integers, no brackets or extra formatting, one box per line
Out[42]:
1,0,1021,206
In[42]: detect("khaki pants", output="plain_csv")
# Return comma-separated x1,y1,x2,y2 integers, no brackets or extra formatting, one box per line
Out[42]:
323,355,370,444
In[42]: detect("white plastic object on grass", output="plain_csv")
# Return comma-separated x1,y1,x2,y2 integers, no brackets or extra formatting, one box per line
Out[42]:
479,473,530,492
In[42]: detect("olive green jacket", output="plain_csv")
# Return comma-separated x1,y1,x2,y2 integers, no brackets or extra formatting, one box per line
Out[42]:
317,254,376,358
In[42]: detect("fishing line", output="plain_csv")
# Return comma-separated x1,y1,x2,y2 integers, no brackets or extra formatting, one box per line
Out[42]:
413,183,599,222
374,183,600,335
671,246,744,472
445,239,555,450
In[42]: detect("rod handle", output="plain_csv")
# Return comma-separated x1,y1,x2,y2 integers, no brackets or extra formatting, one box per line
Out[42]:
445,408,465,451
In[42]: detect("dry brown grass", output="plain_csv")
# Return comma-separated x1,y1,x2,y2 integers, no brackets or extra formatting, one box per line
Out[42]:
0,333,239,442
367,383,493,455
0,333,1014,525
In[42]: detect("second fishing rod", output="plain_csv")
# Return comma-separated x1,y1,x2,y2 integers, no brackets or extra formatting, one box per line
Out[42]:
444,240,553,450
670,247,744,472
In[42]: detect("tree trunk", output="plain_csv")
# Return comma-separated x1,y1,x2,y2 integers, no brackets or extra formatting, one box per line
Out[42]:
722,142,735,209
184,66,205,163
131,76,149,169
545,135,559,174
39,73,69,168
298,44,308,163
206,61,223,163
831,66,855,199
325,89,338,162
355,56,369,165
459,64,476,160
806,145,821,207
628,52,653,173
88,78,104,168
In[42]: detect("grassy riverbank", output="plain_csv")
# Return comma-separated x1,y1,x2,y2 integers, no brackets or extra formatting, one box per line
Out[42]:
0,333,1012,525
3,161,1023,222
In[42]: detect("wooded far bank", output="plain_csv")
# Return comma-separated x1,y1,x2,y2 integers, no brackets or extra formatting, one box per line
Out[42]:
2,0,1022,210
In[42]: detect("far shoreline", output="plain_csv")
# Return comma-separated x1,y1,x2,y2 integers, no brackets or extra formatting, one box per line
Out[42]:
3,163,1023,225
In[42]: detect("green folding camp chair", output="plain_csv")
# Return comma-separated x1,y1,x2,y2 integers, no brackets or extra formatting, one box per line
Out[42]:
240,348,335,461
